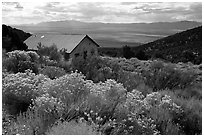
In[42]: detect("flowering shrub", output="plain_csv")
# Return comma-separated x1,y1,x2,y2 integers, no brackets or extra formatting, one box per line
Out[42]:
3,94,65,135
3,96,64,135
39,56,58,66
40,72,88,110
70,88,159,135
26,51,40,63
85,79,126,113
3,50,39,73
33,94,64,116
31,94,65,132
39,66,66,79
2,55,201,135
108,115,159,135
122,90,183,134
2,70,50,115
7,50,31,61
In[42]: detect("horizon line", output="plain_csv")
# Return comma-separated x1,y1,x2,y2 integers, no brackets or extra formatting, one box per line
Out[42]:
3,19,202,26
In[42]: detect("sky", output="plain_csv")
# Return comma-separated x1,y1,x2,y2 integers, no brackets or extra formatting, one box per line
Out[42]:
2,2,202,25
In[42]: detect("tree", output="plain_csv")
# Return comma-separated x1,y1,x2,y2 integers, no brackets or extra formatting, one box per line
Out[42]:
2,24,28,52
135,49,149,60
37,44,62,62
122,45,135,59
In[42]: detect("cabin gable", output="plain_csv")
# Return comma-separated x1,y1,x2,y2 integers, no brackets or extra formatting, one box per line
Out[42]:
70,35,99,60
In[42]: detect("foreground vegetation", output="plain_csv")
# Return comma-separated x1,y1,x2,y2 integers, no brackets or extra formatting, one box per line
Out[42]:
2,48,202,135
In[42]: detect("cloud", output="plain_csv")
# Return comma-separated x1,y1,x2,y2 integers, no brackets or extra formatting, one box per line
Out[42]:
15,3,23,9
133,3,188,14
120,2,138,5
2,2,202,25
2,2,18,6
131,2,202,22
2,2,23,10
188,3,202,21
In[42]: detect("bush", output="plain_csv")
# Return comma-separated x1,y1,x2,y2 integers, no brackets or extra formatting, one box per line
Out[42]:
108,90,145,135
31,94,65,133
39,66,66,79
4,108,45,135
71,56,119,82
40,72,89,111
117,70,148,93
37,44,62,62
38,55,56,66
26,51,40,63
2,70,50,115
3,106,58,135
173,97,202,135
116,90,183,135
141,60,197,92
38,73,127,134
3,93,75,135
85,79,127,114
18,61,39,74
3,50,39,73
2,54,201,135
159,90,202,135
58,60,72,72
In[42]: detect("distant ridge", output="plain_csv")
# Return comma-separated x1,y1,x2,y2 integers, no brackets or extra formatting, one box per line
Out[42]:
14,20,201,26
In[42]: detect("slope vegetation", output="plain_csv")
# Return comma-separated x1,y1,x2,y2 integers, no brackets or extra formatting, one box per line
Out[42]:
134,26,202,64
2,24,31,51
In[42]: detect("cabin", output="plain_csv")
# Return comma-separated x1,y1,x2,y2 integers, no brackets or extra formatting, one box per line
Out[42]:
24,33,100,60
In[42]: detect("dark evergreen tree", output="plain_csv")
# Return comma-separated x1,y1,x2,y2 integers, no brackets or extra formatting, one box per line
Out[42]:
122,45,135,59
2,24,29,52
135,49,149,60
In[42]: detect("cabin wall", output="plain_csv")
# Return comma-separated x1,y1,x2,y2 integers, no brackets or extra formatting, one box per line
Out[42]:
70,37,99,60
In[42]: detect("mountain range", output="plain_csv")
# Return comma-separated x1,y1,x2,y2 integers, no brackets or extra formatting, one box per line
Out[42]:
12,20,201,48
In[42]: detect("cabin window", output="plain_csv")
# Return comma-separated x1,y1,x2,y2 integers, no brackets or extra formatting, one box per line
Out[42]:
91,49,95,55
83,51,87,59
75,53,79,58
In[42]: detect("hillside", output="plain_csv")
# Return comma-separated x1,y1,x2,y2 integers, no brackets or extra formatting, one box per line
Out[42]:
2,24,31,52
133,26,202,64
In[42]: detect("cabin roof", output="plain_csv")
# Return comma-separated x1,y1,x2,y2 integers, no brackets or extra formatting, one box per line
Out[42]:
24,33,98,53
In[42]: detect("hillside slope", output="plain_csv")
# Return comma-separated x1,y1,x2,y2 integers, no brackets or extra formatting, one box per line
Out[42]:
133,26,202,64
2,24,31,52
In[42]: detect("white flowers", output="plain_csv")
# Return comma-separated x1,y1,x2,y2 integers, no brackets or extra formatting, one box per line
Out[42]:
125,90,182,114
3,71,50,102
33,93,65,116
